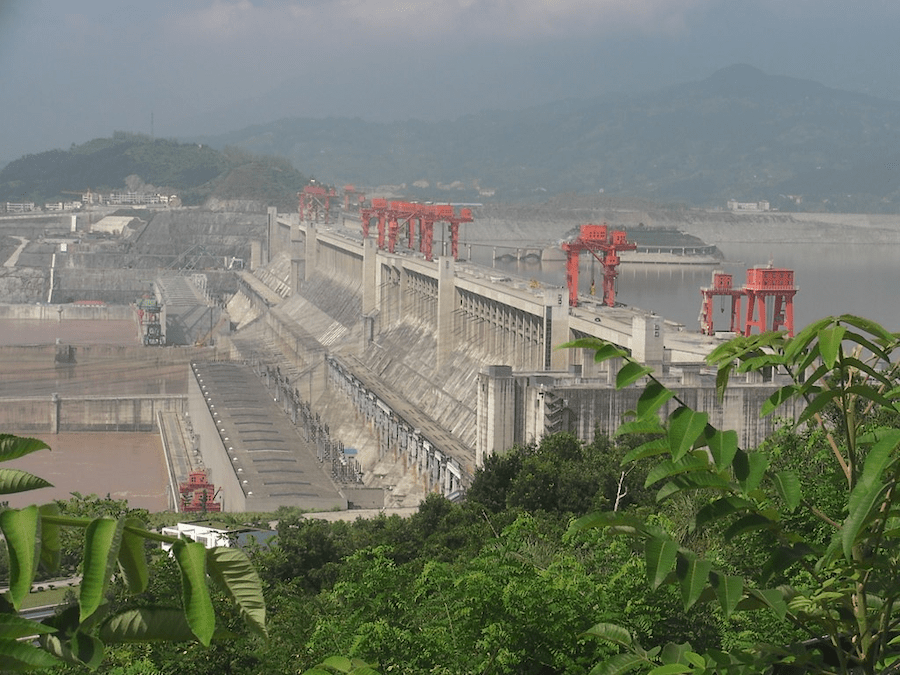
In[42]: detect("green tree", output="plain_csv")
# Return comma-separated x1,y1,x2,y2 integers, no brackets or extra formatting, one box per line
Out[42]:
0,434,267,671
567,315,900,674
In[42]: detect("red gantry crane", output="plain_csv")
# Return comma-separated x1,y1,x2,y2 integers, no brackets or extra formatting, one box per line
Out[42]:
560,224,637,307
298,184,336,224
699,272,744,336
359,200,473,261
699,266,797,336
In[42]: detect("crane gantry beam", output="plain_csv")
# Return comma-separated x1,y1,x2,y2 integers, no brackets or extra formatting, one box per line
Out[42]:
560,224,636,307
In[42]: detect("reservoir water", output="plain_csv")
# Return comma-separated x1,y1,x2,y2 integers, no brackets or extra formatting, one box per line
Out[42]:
489,241,900,333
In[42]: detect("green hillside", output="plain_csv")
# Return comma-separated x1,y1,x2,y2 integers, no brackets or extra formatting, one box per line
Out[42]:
0,132,308,209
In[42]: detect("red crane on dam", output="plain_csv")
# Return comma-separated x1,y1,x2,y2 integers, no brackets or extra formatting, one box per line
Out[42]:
700,266,797,336
561,224,637,307
298,184,336,224
359,200,473,261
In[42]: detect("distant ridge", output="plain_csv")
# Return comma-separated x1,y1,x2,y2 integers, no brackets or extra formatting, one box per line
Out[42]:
188,65,900,213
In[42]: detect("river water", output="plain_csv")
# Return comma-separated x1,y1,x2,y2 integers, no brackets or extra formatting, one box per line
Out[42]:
488,240,900,333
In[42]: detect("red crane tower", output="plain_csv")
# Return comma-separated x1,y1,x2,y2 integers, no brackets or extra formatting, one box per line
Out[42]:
358,201,472,261
560,224,637,307
699,271,744,335
743,266,797,336
698,266,798,336
343,184,364,211
179,470,222,513
298,184,336,224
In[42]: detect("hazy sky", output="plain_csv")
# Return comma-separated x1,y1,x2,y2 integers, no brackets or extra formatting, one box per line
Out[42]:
2,0,899,163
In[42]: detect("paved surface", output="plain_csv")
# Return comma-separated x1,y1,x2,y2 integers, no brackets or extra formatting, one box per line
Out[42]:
192,362,345,509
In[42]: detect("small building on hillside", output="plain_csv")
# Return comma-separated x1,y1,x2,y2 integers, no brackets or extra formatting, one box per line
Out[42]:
161,521,277,552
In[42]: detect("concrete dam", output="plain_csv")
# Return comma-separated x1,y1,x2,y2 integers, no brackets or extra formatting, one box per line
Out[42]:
217,209,801,506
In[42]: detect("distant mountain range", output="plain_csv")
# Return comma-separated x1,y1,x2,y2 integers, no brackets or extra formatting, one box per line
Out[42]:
191,64,900,212
4,65,900,213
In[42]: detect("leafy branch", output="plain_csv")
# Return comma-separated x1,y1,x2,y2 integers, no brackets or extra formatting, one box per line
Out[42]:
0,433,267,671
564,315,900,674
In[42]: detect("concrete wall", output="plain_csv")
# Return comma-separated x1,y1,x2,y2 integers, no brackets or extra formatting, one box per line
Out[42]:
187,368,245,512
0,303,135,321
0,395,186,432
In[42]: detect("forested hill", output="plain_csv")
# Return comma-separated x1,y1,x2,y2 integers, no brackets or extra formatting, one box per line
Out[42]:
0,133,308,209
194,64,900,212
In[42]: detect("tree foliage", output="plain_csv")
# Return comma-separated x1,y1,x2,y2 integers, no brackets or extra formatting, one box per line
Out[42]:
566,315,900,674
0,434,267,671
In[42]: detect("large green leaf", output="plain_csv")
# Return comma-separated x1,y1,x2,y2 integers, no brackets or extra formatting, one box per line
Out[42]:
40,631,105,670
836,314,897,343
206,547,267,637
724,514,775,541
644,456,710,488
0,613,58,639
772,470,801,511
747,588,788,620
616,418,666,437
621,437,670,464
817,325,846,369
0,639,62,671
636,380,676,419
704,428,738,471
645,536,678,589
676,554,713,610
695,497,754,530
667,407,708,461
647,664,691,675
583,622,634,647
80,517,125,624
117,517,149,595
38,503,61,573
760,385,799,417
589,653,646,675
782,317,837,362
173,540,216,646
711,573,743,618
843,481,890,560
0,434,50,463
0,469,53,495
733,451,768,492
100,608,197,643
796,389,844,427
0,505,39,610
561,338,627,363
616,361,653,389
859,429,900,488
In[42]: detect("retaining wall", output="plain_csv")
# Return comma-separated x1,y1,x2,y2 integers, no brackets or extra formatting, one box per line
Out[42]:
0,395,187,432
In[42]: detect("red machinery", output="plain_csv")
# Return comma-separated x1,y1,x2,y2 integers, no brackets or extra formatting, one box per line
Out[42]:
359,200,473,261
699,272,744,335
561,224,637,307
343,184,365,211
298,184,336,224
700,267,797,336
179,470,222,513
744,266,797,336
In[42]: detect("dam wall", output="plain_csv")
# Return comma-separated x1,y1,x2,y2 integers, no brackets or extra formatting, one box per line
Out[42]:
0,303,136,321
232,214,797,494
0,394,186,432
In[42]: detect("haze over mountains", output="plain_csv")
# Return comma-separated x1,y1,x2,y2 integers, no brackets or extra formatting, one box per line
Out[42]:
189,65,900,211
5,65,900,213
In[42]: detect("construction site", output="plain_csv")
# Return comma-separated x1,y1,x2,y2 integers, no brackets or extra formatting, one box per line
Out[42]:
0,194,812,514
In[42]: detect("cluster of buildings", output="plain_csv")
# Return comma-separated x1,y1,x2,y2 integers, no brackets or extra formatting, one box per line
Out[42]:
1,192,179,214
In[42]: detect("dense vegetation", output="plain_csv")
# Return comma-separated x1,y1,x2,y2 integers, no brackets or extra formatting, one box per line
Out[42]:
0,132,309,209
6,314,900,674
196,65,900,211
